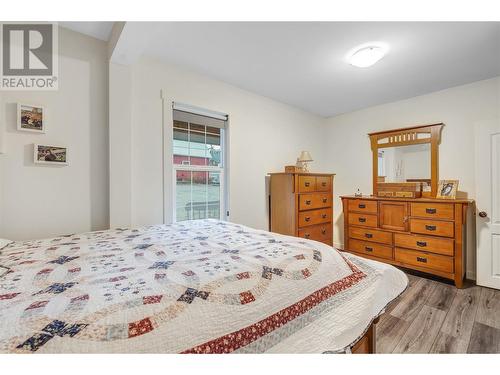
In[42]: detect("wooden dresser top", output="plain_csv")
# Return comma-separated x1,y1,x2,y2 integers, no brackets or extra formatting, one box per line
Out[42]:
268,172,335,176
340,195,473,204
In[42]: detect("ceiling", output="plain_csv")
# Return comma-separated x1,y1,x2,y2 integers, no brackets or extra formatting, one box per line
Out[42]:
62,22,500,117
60,21,114,41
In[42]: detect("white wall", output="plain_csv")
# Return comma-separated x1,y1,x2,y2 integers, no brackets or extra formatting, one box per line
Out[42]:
109,63,132,227
111,57,327,230
324,76,500,277
0,27,109,240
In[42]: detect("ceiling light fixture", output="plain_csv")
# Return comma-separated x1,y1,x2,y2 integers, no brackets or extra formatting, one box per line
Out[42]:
347,43,389,68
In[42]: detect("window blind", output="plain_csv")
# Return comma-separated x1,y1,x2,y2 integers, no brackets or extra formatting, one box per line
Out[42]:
172,103,228,129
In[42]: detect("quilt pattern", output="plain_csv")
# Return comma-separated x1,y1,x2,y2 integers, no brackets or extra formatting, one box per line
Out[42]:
0,219,370,353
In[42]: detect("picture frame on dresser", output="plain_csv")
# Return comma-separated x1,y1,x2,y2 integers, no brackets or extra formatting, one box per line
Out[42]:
436,179,459,199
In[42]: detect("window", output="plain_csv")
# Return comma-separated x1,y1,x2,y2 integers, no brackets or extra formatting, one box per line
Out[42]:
172,106,227,222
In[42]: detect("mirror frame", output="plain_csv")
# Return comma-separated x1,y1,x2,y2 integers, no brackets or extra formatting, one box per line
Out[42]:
369,123,444,197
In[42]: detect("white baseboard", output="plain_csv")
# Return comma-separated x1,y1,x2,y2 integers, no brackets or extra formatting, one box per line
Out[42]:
466,270,476,280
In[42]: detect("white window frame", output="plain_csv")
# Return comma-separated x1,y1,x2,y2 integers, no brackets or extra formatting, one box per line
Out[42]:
172,165,225,222
171,107,228,223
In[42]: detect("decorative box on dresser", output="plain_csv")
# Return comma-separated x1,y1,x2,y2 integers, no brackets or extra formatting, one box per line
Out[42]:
269,173,335,245
341,196,470,288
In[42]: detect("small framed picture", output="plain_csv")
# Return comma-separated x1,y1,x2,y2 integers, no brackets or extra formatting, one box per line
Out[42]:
436,180,458,199
18,104,45,133
34,144,69,165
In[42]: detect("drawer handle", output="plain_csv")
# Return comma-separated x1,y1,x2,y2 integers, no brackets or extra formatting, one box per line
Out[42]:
305,217,311,222
305,200,311,205
305,182,310,187
426,208,437,214
416,241,427,247
322,198,328,203
416,256,427,263
321,182,327,187
321,214,327,219
365,233,373,239
358,217,367,223
365,247,373,252
359,204,366,209
321,229,327,235
304,233,310,239
425,225,436,231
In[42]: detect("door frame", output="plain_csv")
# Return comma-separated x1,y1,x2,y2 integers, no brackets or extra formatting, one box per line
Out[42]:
475,119,500,289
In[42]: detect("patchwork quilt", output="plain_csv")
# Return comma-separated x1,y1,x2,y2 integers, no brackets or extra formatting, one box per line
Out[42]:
0,219,407,353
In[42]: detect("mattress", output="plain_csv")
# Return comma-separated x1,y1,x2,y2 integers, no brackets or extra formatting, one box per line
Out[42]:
0,219,407,353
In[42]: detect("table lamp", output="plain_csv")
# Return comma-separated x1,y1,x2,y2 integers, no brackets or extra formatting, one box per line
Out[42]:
298,151,313,172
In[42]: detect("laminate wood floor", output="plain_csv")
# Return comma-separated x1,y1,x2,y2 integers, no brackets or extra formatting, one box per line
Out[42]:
376,272,500,353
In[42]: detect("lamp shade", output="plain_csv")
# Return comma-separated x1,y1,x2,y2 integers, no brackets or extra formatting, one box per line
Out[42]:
298,151,313,162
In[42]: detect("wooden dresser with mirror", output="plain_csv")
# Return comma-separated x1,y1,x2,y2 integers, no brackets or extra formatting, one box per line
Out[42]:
269,172,335,245
341,124,471,288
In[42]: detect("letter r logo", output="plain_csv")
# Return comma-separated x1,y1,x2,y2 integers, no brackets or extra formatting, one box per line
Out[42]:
2,24,53,76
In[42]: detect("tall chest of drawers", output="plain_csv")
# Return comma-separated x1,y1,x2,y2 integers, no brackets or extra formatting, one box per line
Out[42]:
341,195,471,288
269,173,335,245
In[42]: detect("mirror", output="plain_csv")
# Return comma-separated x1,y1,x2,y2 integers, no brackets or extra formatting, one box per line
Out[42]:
369,124,444,197
377,144,431,188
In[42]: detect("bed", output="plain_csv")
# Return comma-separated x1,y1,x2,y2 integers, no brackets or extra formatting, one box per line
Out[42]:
0,219,407,353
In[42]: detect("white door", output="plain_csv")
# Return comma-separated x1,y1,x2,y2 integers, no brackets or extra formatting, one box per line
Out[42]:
475,119,500,289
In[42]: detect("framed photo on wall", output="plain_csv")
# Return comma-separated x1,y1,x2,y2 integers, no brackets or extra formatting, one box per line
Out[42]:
34,144,69,165
436,179,458,199
17,104,45,133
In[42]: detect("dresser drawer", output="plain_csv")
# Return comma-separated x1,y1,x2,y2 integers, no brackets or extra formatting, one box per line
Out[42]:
394,233,454,256
348,213,378,228
316,176,331,192
410,219,454,238
349,227,393,245
298,208,331,227
298,176,316,193
348,199,378,214
349,239,393,260
299,193,331,211
298,224,332,243
395,248,454,273
411,203,454,220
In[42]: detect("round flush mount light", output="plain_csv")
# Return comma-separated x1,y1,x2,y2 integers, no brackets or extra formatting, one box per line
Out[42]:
347,43,389,68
